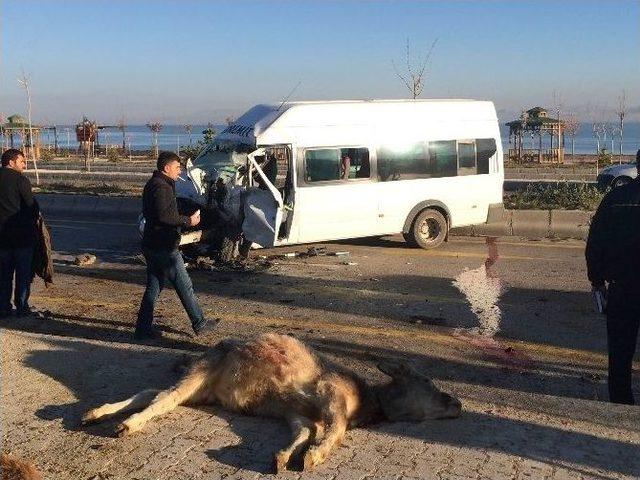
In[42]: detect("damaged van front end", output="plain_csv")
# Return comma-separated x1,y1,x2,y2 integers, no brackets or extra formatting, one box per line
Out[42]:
171,105,291,260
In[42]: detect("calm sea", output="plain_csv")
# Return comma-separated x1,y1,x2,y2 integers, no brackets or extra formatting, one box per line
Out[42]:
37,122,640,156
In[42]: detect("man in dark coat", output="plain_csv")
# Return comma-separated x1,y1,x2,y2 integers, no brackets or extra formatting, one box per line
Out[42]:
586,148,640,404
0,149,39,317
135,151,217,340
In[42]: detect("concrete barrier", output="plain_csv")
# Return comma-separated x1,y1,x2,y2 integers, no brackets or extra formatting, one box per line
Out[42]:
550,210,593,240
472,209,512,237
511,210,551,238
450,208,593,240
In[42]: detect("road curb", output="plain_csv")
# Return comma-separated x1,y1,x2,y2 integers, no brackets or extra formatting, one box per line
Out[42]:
550,210,593,239
451,208,593,240
511,210,551,238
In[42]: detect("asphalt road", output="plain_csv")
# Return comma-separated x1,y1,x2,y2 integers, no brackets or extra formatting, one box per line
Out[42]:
2,209,639,479
44,211,614,355
47,214,139,259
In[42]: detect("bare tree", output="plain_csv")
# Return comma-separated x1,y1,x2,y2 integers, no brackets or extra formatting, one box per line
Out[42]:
146,122,163,157
17,71,39,184
592,122,606,154
564,114,580,156
183,124,193,145
392,38,438,99
116,116,127,152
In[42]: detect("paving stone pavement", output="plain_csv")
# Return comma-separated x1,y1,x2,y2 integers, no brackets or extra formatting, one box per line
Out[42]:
2,330,639,480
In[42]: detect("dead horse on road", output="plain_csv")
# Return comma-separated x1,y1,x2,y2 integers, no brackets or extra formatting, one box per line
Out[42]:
83,333,462,472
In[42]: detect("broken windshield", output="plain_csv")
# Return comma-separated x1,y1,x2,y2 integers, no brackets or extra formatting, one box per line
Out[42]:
193,141,254,182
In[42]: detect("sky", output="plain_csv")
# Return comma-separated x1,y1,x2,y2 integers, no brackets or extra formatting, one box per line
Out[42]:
1,0,638,125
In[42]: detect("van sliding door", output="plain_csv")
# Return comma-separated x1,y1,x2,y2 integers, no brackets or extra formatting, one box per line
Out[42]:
295,146,378,243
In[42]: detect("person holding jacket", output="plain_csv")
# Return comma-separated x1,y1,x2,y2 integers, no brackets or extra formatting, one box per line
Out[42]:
585,148,640,405
0,149,39,317
135,151,217,340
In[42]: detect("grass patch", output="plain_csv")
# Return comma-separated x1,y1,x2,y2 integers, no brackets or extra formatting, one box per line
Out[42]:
34,182,142,196
504,182,603,210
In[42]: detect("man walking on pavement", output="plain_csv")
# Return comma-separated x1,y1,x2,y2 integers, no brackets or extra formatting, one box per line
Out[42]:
135,151,217,340
586,148,640,405
0,149,39,318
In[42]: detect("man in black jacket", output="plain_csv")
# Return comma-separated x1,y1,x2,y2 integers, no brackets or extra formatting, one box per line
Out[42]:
586,148,640,404
0,149,39,317
135,152,217,339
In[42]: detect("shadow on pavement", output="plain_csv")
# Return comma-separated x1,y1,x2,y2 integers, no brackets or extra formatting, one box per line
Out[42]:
0,311,207,354
205,410,289,474
19,334,640,477
54,261,605,354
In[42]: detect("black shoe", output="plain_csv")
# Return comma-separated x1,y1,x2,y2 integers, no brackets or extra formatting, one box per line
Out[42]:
133,327,162,341
16,307,33,317
0,310,11,319
193,318,220,336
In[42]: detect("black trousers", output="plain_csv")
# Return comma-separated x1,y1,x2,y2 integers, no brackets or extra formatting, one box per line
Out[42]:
606,283,640,405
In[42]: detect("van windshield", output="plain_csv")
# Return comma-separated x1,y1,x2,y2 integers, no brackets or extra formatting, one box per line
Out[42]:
193,141,254,182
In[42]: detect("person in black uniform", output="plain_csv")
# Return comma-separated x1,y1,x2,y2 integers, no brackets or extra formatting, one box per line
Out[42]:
136,152,217,340
586,148,640,404
0,149,39,317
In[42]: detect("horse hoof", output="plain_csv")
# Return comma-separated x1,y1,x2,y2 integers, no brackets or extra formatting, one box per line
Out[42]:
274,452,289,473
115,423,131,437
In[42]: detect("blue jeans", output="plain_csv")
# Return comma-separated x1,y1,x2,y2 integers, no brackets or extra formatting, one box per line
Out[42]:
136,248,205,332
0,246,34,314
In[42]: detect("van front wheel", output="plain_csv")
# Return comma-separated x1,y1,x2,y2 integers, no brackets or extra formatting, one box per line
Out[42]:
409,209,447,249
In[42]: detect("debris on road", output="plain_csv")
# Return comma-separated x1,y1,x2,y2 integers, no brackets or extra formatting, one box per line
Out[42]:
299,246,328,257
74,253,96,266
187,255,273,274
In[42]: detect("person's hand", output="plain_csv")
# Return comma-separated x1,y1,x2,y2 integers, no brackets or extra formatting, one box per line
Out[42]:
188,210,201,227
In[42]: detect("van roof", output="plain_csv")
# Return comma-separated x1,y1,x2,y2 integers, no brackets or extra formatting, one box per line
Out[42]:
216,99,497,145
287,98,481,105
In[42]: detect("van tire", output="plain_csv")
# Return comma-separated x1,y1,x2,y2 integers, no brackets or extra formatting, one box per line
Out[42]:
403,232,418,247
218,236,239,262
408,209,447,249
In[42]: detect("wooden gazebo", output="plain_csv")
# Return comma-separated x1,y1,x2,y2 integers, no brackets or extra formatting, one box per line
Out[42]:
505,107,565,164
1,114,42,159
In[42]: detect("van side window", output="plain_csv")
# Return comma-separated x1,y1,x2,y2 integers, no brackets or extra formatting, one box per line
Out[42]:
428,141,457,178
476,138,496,174
457,140,476,176
305,149,341,182
377,142,429,181
341,147,370,179
304,147,370,183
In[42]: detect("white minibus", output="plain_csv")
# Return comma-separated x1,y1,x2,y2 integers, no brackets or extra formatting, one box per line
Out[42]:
174,99,504,253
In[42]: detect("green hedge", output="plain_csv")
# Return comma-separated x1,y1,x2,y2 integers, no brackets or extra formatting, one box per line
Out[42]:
504,182,603,210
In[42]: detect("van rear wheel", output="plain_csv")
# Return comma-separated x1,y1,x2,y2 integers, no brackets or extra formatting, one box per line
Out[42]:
409,209,447,249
